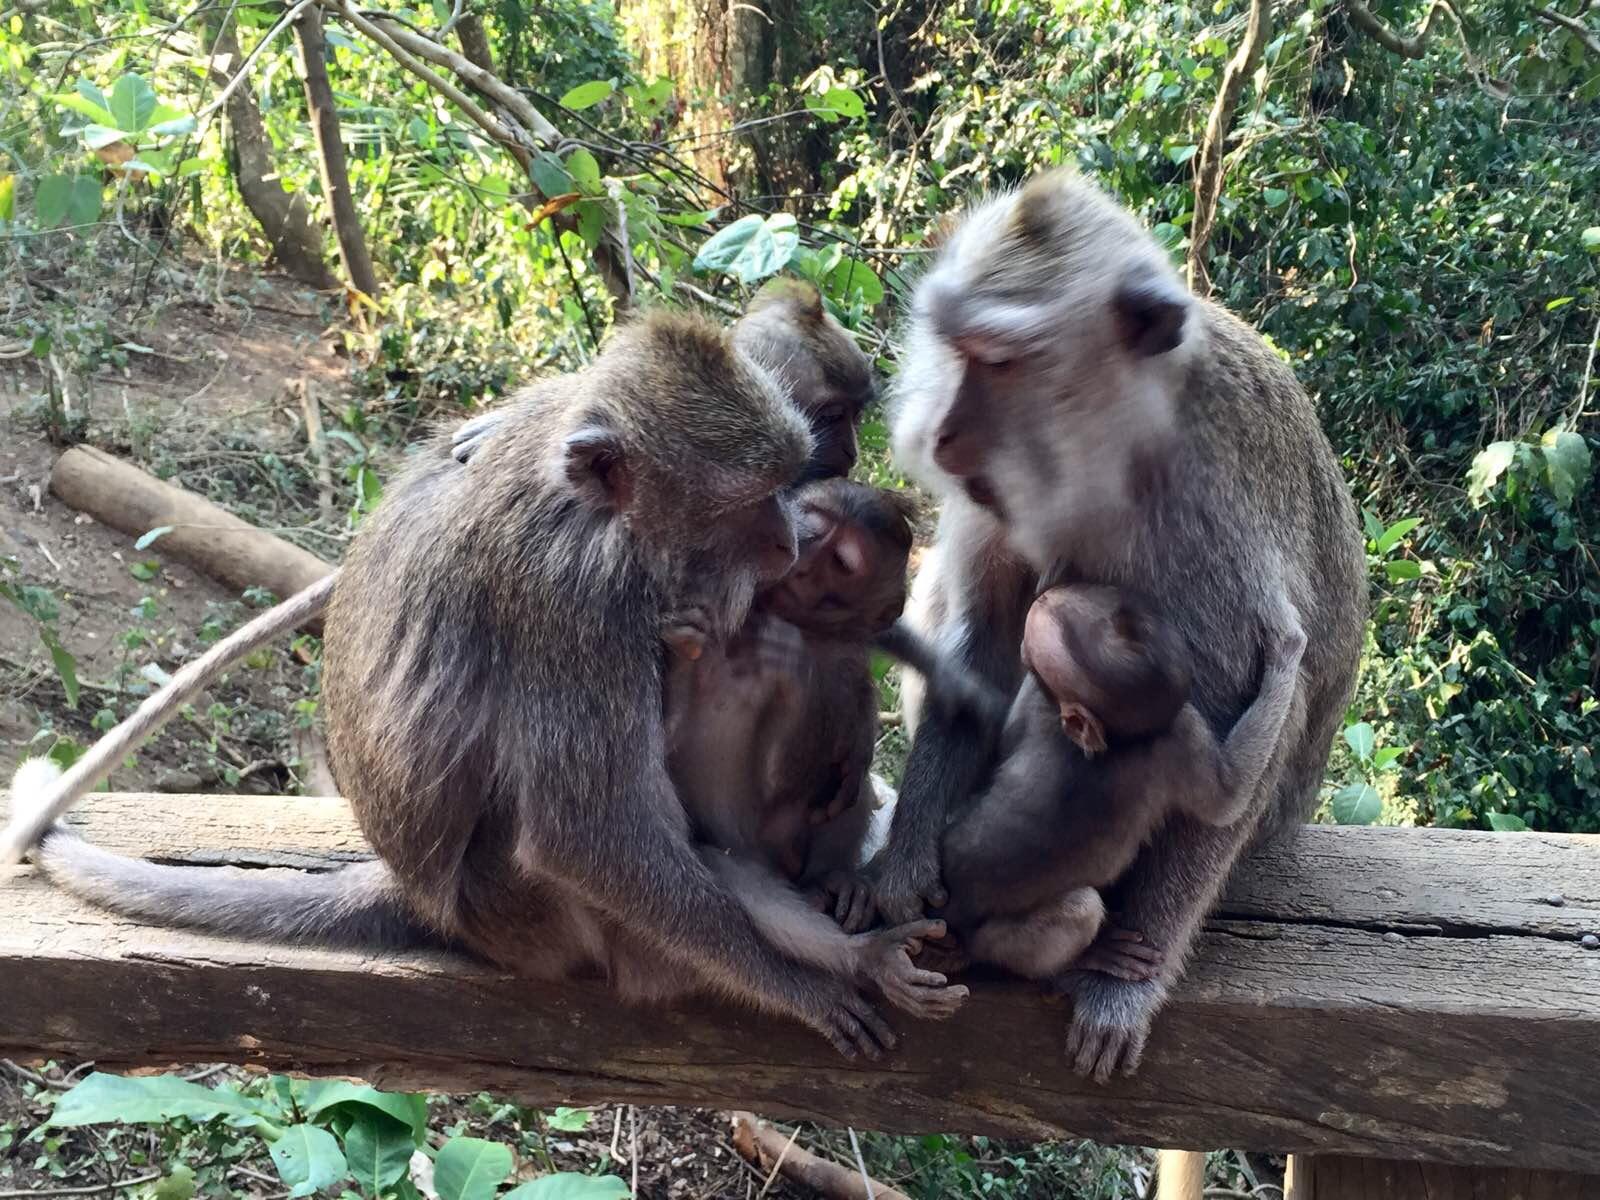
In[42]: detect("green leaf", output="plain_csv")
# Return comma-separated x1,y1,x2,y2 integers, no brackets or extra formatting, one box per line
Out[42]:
1330,782,1382,825
693,213,799,283
1263,187,1289,208
134,526,174,551
1373,746,1405,771
827,256,884,306
1372,517,1421,555
623,77,674,119
358,465,383,512
1540,429,1591,510
35,174,72,227
660,208,716,227
83,124,129,150
41,628,79,709
531,151,574,199
109,72,158,133
1385,559,1421,583
546,1107,593,1133
559,80,614,110
1546,296,1574,312
502,1176,631,1200
1486,812,1528,832
1467,440,1517,505
297,1082,427,1141
805,87,865,123
1583,226,1600,253
566,149,602,195
148,113,197,138
1343,721,1375,762
130,560,160,582
1167,143,1197,166
52,88,118,128
433,1137,514,1200
345,1113,416,1193
67,175,102,227
270,1124,348,1199
50,1073,281,1136
151,1164,196,1200
0,173,14,223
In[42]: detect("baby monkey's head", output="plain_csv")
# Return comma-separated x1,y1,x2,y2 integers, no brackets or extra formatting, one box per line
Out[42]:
1023,583,1192,756
762,479,917,639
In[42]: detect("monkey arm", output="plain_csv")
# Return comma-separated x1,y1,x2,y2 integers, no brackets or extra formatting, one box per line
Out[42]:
876,621,1010,735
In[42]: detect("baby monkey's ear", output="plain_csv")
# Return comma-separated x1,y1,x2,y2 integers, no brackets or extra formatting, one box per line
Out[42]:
1059,700,1108,757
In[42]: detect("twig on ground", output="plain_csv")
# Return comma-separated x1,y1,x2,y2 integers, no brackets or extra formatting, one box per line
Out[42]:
730,1113,910,1200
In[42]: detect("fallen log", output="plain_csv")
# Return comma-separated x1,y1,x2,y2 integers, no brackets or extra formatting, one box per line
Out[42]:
3,792,1599,1176
730,1112,909,1200
49,446,334,629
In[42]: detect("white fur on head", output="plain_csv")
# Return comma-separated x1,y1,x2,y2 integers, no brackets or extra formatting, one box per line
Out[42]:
889,171,1196,573
1,756,65,864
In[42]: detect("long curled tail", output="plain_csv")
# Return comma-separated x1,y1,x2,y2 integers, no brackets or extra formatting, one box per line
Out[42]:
0,572,337,865
11,760,431,950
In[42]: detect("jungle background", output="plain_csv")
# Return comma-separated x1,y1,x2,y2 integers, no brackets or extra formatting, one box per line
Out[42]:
1,0,1596,1194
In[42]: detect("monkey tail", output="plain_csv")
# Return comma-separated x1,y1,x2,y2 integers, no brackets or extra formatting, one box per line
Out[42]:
0,573,337,866
10,758,431,950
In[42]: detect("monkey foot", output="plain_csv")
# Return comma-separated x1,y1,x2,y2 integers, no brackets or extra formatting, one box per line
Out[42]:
1052,972,1164,1083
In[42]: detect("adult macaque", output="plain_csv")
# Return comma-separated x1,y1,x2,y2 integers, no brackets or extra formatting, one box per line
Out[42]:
452,277,875,480
665,477,967,1021
9,311,912,1060
878,169,1366,1079
931,584,1307,989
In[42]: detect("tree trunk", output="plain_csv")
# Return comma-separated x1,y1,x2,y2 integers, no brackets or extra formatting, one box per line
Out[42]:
293,8,379,297
1186,0,1271,295
207,18,337,291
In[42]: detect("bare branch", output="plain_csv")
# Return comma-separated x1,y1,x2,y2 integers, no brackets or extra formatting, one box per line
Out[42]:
1188,0,1271,294
1345,0,1449,58
1536,5,1600,57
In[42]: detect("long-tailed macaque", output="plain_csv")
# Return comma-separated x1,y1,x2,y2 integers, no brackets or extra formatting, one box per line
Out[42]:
7,311,918,1059
876,169,1366,1079
665,477,967,1021
932,584,1307,989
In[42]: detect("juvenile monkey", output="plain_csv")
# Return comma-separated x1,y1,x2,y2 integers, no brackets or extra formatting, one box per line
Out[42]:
8,311,916,1060
931,584,1307,984
878,169,1366,1079
665,477,967,1020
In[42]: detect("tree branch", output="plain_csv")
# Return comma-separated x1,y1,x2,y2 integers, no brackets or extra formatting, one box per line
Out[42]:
1536,5,1600,57
1346,0,1449,58
1187,0,1271,294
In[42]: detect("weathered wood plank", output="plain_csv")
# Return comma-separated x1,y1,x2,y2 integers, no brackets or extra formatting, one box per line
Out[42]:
3,794,1599,1172
1283,1154,1600,1199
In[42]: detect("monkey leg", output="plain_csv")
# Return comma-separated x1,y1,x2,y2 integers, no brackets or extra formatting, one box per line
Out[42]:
967,887,1104,980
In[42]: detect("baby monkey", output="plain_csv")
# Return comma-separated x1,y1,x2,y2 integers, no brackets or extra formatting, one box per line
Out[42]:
933,583,1307,984
664,477,969,1021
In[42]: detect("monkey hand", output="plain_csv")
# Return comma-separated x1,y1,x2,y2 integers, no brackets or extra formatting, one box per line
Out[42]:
808,870,876,933
449,410,505,464
911,932,970,977
856,919,970,1020
812,762,864,825
929,670,1010,743
863,848,948,927
1047,971,1167,1083
731,615,809,689
1073,925,1165,982
792,978,900,1061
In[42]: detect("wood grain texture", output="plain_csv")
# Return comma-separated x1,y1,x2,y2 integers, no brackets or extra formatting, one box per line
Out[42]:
4,794,1599,1172
1284,1154,1600,1199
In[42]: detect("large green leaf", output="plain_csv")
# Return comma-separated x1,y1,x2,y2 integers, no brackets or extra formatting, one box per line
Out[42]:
1372,517,1421,556
1541,429,1591,510
0,173,12,223
502,1175,631,1200
531,151,574,199
566,149,602,195
559,80,614,110
694,213,799,283
1466,440,1516,506
1330,782,1382,826
66,175,102,227
1342,722,1375,763
827,256,884,306
269,1124,348,1198
296,1080,427,1140
109,72,158,133
433,1137,514,1200
1486,812,1528,832
50,1073,282,1136
52,81,117,128
345,1112,417,1193
34,174,71,227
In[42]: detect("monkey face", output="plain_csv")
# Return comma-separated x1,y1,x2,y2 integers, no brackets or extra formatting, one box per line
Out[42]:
889,171,1193,570
763,497,907,637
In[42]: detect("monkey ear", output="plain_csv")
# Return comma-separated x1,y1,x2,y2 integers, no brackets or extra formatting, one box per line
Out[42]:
1113,270,1189,357
562,426,632,512
1060,702,1108,757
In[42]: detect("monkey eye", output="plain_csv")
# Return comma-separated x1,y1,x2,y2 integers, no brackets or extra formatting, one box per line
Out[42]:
814,403,848,425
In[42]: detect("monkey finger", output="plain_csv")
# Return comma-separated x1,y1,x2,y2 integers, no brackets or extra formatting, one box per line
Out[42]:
903,967,951,989
1091,1035,1125,1085
843,994,897,1056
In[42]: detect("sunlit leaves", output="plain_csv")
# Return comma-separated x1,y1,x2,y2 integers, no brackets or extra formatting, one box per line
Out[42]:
694,213,799,282
1331,782,1382,825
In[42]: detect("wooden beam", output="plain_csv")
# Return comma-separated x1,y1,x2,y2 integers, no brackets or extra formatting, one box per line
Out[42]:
1283,1154,1600,1199
4,794,1599,1172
